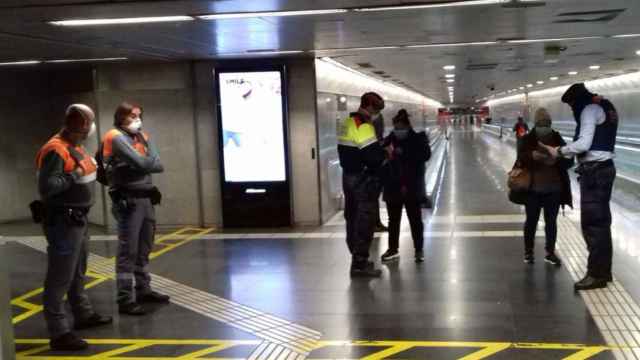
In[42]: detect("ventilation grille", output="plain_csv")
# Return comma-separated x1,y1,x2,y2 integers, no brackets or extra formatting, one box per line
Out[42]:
356,62,374,68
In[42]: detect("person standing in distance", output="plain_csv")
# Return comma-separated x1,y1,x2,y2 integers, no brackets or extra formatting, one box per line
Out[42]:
539,83,618,290
36,104,113,351
338,92,388,277
101,102,168,314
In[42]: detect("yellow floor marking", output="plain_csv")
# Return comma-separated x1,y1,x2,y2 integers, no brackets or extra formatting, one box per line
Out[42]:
358,344,414,360
87,343,154,359
16,345,50,357
458,343,511,360
11,227,212,325
13,339,621,360
175,343,237,359
562,346,610,360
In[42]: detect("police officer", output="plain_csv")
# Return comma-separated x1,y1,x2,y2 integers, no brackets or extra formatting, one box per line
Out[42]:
36,104,112,351
540,83,618,290
101,102,168,315
338,92,388,277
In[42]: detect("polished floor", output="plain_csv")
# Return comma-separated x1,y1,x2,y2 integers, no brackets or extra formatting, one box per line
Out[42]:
6,127,640,359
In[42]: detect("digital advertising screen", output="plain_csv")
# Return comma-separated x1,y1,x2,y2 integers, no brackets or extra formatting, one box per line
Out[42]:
218,71,287,183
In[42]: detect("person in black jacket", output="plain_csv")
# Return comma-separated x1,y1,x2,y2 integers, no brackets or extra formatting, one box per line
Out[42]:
516,108,573,266
381,109,431,263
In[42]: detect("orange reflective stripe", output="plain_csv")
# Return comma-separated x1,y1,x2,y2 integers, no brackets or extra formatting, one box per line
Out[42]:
102,129,147,157
36,135,75,172
102,129,122,158
36,135,95,174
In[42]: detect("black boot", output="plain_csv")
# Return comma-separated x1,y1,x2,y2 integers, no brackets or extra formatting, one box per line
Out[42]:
574,276,607,291
50,332,88,351
119,302,146,315
350,262,382,277
138,291,170,304
74,313,113,330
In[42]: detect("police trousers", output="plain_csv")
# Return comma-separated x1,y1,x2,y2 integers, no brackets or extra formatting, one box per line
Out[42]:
343,173,381,268
578,160,616,279
113,197,156,305
42,209,94,338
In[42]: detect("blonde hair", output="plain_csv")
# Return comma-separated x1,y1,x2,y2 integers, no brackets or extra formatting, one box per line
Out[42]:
534,108,552,127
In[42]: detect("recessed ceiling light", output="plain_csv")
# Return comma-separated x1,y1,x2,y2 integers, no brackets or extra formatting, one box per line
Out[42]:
519,86,525,90
590,65,601,70
526,84,533,88
536,80,544,84
613,34,640,38
568,71,578,75
198,9,347,20
446,79,455,83
445,74,455,78
46,57,127,63
549,76,559,81
0,60,41,66
49,16,194,26
443,65,456,70
636,50,640,56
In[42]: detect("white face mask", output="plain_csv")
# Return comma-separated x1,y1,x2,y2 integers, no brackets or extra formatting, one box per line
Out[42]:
88,122,96,137
125,118,143,134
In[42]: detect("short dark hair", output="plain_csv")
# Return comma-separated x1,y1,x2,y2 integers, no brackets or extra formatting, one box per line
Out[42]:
360,92,385,110
561,83,592,104
114,101,143,127
393,109,411,126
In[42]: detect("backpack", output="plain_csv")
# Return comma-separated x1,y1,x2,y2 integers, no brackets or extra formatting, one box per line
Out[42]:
95,142,109,186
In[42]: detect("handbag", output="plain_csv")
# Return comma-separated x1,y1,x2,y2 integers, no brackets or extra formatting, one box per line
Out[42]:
507,166,531,192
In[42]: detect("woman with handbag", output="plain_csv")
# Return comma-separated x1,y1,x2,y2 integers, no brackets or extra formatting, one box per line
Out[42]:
515,108,573,265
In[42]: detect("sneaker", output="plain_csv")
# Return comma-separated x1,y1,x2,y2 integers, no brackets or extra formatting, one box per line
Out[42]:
137,291,170,304
350,266,382,278
118,302,146,316
74,313,113,330
544,253,562,266
415,251,425,263
375,223,389,232
524,252,534,264
381,250,400,262
50,332,88,351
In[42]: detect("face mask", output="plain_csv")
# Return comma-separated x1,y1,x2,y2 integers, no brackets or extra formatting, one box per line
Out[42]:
88,122,96,137
535,126,552,138
125,118,142,134
394,129,409,140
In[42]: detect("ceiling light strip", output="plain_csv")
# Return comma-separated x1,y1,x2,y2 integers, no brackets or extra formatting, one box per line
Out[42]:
198,9,347,20
0,60,41,66
46,57,128,63
49,16,194,26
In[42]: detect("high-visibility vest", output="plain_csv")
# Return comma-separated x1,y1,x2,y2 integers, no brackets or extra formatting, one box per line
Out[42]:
102,128,149,160
36,134,97,184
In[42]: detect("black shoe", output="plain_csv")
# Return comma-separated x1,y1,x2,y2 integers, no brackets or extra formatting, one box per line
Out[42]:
524,252,534,264
381,249,399,262
350,265,382,278
375,223,388,232
50,332,88,351
118,302,146,315
137,291,170,304
574,276,608,291
74,313,113,330
415,251,425,263
544,253,562,266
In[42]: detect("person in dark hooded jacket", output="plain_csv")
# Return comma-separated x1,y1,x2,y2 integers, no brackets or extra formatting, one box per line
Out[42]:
380,109,431,263
516,108,573,266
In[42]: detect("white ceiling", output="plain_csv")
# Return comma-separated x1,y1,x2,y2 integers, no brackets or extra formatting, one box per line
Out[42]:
2,0,640,104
